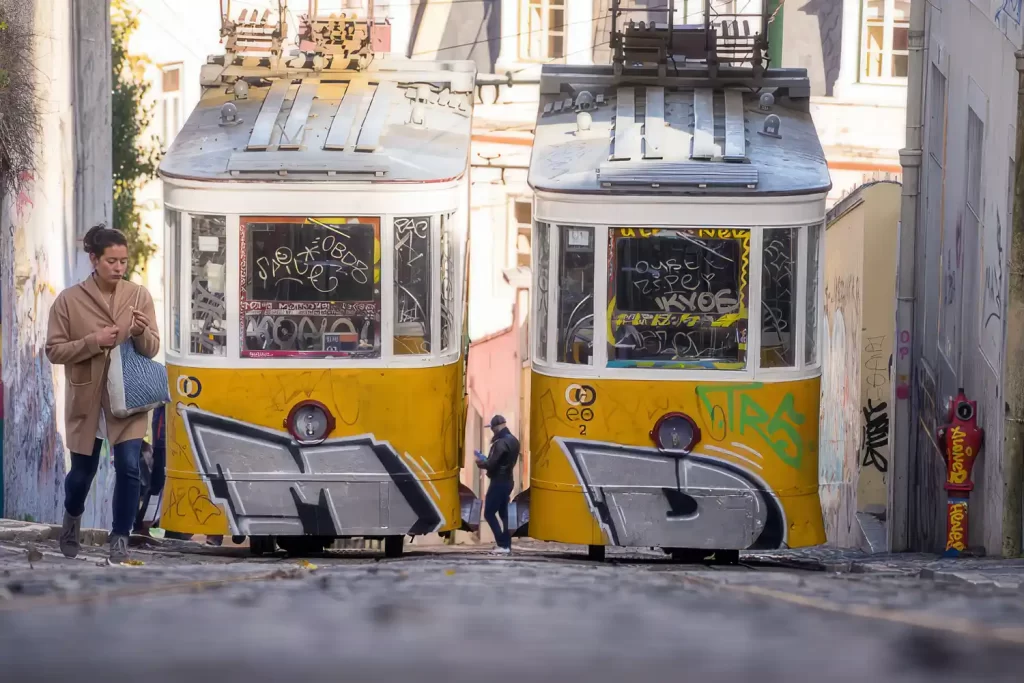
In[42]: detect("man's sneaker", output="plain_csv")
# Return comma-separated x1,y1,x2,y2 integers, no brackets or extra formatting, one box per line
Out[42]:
108,534,130,565
59,511,82,559
489,546,511,556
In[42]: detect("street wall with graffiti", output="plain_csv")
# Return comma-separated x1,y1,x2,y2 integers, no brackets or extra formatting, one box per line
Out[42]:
528,372,825,549
821,181,899,548
0,4,110,525
161,363,464,537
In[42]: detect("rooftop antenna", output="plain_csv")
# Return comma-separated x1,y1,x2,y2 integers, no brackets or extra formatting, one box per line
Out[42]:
296,0,391,71
609,0,771,79
219,0,290,60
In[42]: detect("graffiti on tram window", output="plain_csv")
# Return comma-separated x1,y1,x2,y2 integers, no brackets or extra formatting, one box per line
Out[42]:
607,227,750,369
761,228,797,369
239,217,381,358
440,213,456,352
190,214,228,356
394,216,432,355
694,382,806,468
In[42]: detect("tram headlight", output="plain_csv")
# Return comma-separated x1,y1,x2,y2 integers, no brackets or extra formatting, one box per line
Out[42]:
284,400,336,445
650,413,701,453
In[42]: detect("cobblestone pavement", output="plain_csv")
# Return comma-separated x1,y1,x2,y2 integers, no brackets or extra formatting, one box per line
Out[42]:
1,534,1024,683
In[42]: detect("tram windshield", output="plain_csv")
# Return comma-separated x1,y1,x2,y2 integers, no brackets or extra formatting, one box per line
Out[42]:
536,222,823,373
609,228,749,370
240,216,382,358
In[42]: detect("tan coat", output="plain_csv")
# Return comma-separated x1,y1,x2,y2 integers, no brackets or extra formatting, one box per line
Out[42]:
45,276,161,455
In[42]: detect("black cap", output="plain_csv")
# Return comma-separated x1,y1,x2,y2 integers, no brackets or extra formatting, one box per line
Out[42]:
490,414,506,429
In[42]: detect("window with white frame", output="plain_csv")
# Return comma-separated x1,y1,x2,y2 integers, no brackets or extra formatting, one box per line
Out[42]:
556,226,594,365
519,0,566,61
860,0,909,83
159,63,183,148
512,198,532,268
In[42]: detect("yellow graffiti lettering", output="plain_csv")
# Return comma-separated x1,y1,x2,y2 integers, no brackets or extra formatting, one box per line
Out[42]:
712,313,742,328
639,228,661,238
620,228,636,237
946,501,967,552
652,314,672,327
949,426,968,484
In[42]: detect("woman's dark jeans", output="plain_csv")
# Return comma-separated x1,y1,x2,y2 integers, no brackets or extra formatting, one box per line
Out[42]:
65,438,143,537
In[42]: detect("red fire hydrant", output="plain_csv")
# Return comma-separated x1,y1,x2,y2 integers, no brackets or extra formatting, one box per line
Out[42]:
935,388,983,557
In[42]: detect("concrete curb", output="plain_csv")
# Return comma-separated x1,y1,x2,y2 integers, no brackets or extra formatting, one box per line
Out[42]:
0,519,107,546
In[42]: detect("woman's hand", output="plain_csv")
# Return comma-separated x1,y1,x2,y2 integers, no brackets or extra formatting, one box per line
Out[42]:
95,325,119,348
130,308,151,336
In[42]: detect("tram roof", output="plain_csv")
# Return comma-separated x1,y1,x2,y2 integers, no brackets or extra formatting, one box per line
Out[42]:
159,57,476,185
527,64,832,198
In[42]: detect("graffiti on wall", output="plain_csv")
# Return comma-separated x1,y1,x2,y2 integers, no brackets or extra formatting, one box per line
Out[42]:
996,0,1022,26
819,311,847,543
860,335,890,474
981,212,1006,369
939,214,964,366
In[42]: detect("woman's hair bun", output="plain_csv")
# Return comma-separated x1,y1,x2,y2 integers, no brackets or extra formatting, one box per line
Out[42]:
83,223,128,257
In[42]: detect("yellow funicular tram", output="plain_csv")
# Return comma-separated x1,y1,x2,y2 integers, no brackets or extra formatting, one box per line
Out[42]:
513,1,830,561
157,2,478,556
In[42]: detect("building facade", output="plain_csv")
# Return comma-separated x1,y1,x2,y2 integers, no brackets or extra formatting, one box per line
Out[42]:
901,0,1023,556
780,0,909,207
0,1,113,523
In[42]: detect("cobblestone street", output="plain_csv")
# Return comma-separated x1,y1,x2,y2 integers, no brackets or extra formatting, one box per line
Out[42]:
2,531,1024,682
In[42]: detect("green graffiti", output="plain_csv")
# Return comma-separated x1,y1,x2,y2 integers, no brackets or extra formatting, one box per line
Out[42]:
695,383,806,468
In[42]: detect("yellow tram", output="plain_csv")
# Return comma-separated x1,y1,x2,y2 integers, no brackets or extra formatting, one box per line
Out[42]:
156,7,478,556
514,3,830,560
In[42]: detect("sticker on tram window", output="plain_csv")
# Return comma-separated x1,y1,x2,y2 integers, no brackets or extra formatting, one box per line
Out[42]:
566,228,591,250
607,227,751,369
238,217,382,358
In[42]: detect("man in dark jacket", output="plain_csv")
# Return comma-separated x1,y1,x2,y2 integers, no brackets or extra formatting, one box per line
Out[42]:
475,414,520,555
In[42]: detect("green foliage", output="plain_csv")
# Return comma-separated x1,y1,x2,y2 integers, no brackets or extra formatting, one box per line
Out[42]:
112,0,162,278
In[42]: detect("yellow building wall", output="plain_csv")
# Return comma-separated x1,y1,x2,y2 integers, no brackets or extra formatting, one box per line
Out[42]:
821,181,900,548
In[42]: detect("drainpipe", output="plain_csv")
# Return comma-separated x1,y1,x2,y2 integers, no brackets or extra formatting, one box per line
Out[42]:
1001,51,1024,558
890,0,927,552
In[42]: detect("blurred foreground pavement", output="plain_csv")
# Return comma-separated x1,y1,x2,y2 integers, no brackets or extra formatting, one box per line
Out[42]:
2,524,1024,683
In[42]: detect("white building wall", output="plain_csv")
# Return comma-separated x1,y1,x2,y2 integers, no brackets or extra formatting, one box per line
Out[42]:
912,0,1022,555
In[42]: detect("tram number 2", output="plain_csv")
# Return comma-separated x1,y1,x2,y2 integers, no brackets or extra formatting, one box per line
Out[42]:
566,407,594,436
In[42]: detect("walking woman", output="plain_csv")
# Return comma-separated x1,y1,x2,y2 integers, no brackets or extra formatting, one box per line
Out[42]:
45,224,161,564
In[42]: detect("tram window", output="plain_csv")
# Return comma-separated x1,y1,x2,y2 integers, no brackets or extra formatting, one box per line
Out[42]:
240,217,381,358
394,216,432,355
534,222,551,362
440,213,456,353
608,228,749,369
557,226,594,365
190,214,228,356
805,224,822,365
167,210,181,353
761,227,798,368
